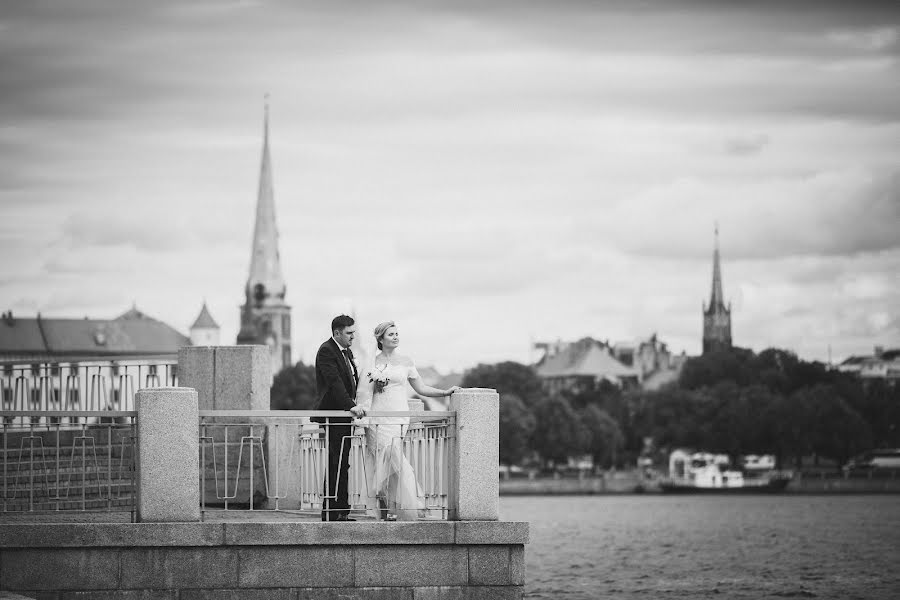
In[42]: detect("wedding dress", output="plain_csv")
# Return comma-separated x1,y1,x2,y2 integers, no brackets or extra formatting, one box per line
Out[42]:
354,355,427,520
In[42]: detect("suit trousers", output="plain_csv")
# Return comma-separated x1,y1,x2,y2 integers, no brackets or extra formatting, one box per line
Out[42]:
322,421,352,521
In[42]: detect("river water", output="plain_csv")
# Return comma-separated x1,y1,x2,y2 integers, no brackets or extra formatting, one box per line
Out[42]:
501,495,900,599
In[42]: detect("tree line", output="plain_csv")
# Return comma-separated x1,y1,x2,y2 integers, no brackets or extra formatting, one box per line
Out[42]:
270,347,899,471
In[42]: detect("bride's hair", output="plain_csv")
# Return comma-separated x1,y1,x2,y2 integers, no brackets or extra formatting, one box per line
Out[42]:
373,321,396,350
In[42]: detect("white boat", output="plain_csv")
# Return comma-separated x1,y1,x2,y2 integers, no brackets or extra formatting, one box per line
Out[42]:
659,449,791,493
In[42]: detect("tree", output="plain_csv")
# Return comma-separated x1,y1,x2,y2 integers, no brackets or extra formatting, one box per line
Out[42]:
531,396,589,466
679,347,756,390
805,384,872,467
498,394,536,466
461,362,544,407
579,405,624,469
270,361,318,410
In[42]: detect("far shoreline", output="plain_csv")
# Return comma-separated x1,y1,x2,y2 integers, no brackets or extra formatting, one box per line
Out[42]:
499,472,900,495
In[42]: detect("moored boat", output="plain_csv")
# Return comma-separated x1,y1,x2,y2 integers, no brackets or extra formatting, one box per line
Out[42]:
659,449,792,493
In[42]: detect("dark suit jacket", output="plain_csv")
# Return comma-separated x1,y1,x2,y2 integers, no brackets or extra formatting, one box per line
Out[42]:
312,338,358,422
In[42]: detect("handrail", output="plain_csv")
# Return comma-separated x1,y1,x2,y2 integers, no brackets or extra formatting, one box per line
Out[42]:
1,410,137,418
0,354,177,366
199,410,455,417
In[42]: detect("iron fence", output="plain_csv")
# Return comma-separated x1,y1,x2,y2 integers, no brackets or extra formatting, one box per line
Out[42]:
199,410,456,521
1,411,137,518
1,356,177,425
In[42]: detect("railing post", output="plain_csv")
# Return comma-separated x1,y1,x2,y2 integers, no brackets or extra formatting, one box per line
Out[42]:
135,387,199,522
449,387,499,521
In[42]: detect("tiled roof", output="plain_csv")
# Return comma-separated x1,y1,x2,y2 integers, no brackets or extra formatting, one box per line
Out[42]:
0,309,189,357
535,338,638,379
191,302,219,330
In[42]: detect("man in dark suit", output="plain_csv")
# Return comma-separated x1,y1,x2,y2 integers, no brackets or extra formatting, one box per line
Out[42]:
314,314,366,521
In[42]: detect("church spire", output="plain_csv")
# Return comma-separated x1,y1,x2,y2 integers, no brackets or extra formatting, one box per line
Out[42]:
245,96,286,306
708,222,726,311
237,98,292,377
702,223,732,354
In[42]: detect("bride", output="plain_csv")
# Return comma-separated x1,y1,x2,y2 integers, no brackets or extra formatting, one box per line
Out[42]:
354,321,460,520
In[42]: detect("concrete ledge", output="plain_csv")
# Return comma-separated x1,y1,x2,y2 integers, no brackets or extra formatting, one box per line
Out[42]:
0,522,527,598
455,521,529,545
0,523,224,548
223,521,457,545
0,521,528,548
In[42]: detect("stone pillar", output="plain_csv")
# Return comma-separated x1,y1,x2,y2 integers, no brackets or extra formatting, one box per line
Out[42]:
178,345,271,410
449,388,499,521
179,346,271,508
136,387,200,522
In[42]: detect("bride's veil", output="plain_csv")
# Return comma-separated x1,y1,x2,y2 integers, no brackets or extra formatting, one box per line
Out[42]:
352,324,378,410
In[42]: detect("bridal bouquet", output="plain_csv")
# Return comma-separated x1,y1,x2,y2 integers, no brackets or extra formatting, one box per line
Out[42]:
368,369,390,394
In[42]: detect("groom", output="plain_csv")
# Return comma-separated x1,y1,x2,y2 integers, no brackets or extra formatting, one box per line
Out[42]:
314,314,366,521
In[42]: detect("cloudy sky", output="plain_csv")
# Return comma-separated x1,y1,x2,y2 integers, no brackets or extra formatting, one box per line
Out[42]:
1,0,898,372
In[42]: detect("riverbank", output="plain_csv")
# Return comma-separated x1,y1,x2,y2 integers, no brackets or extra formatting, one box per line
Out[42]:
499,471,900,495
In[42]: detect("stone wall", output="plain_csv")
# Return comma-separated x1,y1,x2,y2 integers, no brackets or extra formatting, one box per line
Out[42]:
0,521,528,599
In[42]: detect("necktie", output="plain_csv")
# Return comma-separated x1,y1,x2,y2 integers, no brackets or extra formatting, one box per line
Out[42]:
342,348,358,396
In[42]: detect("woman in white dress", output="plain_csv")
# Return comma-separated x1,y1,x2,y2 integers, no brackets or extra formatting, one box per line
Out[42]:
354,321,460,520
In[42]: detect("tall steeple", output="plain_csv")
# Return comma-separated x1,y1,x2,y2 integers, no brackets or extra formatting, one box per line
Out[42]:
245,98,286,305
702,223,732,354
237,98,292,377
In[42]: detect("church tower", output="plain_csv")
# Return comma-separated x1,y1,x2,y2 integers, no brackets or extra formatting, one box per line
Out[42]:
237,100,292,376
702,225,732,354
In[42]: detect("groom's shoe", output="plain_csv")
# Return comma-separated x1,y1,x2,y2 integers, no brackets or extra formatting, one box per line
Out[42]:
336,514,356,521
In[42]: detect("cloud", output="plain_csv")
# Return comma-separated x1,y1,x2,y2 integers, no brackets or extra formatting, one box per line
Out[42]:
722,134,770,157
587,166,900,260
826,26,900,52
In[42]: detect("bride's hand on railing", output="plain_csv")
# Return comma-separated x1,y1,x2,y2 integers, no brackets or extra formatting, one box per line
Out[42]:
350,405,367,418
445,386,462,397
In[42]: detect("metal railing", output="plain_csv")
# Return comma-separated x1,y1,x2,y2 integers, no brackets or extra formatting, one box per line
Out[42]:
1,411,137,519
1,356,177,424
199,410,457,521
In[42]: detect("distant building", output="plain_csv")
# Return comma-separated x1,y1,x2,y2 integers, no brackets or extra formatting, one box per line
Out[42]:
534,337,640,394
190,302,220,346
534,335,685,393
702,225,732,354
236,102,292,377
612,334,687,391
0,305,191,362
837,346,900,383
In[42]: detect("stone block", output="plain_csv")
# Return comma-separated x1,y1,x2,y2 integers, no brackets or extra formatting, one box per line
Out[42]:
214,346,270,410
509,546,525,586
178,347,215,410
455,522,529,545
465,587,523,600
355,546,468,587
449,389,499,521
60,592,175,600
237,546,353,588
0,549,119,590
297,588,412,600
0,524,223,548
468,546,510,585
0,593,38,600
223,521,455,546
412,588,463,600
414,588,522,600
135,387,200,522
120,548,237,589
180,591,293,600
